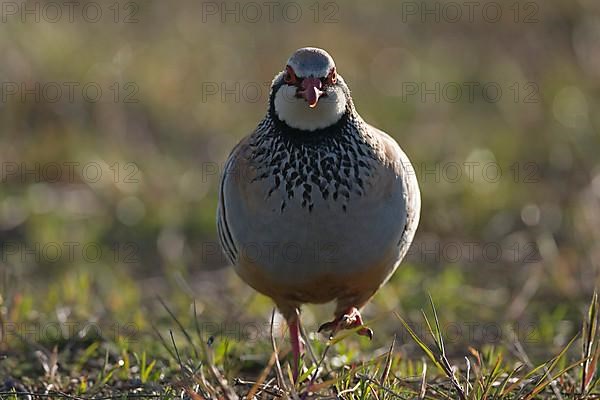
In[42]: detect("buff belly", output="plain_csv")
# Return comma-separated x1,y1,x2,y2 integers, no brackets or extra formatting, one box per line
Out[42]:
224,171,409,304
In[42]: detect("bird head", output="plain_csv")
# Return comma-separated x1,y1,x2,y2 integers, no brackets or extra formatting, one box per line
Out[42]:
271,47,350,131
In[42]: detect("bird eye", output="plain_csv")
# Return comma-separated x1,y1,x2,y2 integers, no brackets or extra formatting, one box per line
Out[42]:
284,66,297,84
327,68,337,85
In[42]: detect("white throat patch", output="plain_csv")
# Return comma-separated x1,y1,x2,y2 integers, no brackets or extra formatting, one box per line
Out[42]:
274,85,347,131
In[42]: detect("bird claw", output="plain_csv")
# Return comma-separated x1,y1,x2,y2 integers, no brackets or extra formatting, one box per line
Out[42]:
318,307,373,340
357,326,374,340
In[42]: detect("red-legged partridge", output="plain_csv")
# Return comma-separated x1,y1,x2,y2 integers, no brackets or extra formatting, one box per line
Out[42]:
217,47,421,379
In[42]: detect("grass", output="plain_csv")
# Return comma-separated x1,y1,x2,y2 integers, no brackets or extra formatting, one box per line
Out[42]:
0,1,599,397
2,290,600,399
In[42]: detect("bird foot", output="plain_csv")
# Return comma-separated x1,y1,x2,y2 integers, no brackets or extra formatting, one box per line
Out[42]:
318,307,373,340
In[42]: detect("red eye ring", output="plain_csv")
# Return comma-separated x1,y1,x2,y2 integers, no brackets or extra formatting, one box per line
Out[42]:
284,65,297,84
327,67,337,85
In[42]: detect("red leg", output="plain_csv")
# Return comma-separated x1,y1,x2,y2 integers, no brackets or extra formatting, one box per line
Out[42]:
318,306,373,339
287,311,303,381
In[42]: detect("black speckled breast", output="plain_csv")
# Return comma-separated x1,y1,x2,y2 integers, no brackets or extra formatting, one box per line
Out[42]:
247,113,379,213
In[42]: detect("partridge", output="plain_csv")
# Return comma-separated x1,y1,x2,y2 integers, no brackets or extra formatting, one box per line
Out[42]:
217,47,420,379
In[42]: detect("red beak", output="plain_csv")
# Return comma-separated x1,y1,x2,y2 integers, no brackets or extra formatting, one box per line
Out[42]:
299,77,323,108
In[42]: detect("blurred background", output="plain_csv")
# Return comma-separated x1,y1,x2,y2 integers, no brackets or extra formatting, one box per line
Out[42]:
1,0,599,372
